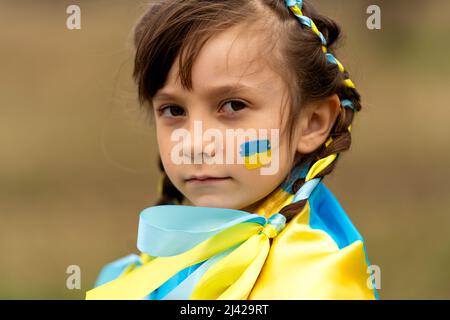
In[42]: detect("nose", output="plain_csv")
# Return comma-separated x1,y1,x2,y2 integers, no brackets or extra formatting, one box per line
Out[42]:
183,119,218,164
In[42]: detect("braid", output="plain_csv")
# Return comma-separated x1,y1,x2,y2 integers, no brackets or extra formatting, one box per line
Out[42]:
155,156,185,205
280,0,361,223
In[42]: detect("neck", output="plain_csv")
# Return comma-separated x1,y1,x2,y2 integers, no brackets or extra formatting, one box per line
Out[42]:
239,186,280,214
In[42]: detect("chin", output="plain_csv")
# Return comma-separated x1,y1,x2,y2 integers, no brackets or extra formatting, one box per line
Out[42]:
190,196,240,209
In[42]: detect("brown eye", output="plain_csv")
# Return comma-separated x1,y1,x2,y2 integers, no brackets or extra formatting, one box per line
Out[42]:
159,105,186,118
219,100,247,114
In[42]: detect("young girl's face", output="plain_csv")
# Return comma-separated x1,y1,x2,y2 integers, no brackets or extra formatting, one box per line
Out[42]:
152,24,299,210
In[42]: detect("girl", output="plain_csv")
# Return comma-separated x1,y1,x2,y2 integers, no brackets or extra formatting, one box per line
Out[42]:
86,0,378,300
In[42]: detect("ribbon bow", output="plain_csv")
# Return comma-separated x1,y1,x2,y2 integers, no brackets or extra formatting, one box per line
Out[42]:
86,178,320,300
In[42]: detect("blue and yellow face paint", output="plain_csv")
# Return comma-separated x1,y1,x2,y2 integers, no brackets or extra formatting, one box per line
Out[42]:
239,139,272,170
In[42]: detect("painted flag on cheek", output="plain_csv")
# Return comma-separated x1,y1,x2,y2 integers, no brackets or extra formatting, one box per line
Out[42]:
239,139,272,170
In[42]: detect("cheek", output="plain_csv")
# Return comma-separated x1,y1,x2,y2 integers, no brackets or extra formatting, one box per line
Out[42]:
156,127,179,177
235,137,292,183
236,128,294,174
156,130,169,160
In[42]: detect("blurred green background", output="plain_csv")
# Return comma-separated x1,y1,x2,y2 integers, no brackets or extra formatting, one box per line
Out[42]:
0,0,449,299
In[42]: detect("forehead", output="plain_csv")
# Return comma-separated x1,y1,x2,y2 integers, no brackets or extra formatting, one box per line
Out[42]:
161,24,284,95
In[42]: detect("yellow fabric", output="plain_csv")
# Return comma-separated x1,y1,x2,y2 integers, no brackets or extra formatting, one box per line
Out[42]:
248,201,375,299
86,154,375,300
344,78,356,88
188,186,375,300
253,187,294,219
87,0,370,301
86,223,262,300
306,154,337,181
191,231,271,300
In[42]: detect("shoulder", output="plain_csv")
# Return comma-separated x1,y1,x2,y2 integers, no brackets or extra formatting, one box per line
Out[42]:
308,182,364,249
249,182,378,299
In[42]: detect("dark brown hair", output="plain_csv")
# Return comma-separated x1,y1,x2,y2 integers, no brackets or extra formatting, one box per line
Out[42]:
132,0,361,222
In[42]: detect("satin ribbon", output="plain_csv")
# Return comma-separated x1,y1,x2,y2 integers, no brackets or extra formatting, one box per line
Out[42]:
86,177,320,300
285,0,356,89
86,154,363,300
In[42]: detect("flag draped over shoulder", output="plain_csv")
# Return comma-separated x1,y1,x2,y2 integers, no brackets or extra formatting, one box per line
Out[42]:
86,162,378,300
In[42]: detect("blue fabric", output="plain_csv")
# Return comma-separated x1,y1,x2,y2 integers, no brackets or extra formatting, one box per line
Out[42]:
308,182,379,299
340,99,355,110
94,254,141,288
308,182,363,249
98,208,286,299
137,205,268,257
292,178,320,203
94,175,379,299
160,243,241,299
146,261,204,300
280,162,310,193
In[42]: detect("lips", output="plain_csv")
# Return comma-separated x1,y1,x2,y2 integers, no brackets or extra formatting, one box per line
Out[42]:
185,175,231,183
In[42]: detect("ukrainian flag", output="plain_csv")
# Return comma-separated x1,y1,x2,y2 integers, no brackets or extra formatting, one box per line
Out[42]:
86,162,378,300
239,139,272,170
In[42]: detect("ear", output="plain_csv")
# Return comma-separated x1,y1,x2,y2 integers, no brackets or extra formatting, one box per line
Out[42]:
296,94,341,154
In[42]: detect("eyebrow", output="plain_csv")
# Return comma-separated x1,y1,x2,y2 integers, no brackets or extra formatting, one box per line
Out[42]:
152,83,257,102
